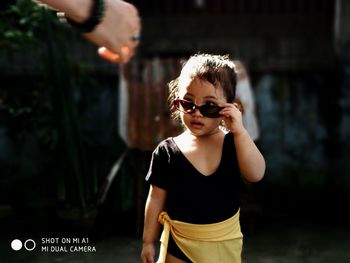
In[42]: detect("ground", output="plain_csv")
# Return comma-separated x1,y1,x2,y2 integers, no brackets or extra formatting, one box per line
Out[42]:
2,215,350,263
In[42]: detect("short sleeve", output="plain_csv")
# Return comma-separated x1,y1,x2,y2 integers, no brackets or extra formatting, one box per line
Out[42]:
223,132,241,178
145,142,170,190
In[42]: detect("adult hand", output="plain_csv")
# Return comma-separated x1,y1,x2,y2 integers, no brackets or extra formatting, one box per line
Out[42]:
84,0,141,64
38,0,141,64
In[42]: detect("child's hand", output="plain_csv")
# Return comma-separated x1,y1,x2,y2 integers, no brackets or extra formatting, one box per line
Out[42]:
220,102,246,135
141,242,156,263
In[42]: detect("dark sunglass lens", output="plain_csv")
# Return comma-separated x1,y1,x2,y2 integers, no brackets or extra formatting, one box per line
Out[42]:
179,100,195,112
200,105,222,118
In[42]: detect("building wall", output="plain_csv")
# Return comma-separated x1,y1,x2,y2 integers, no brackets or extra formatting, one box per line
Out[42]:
135,0,336,71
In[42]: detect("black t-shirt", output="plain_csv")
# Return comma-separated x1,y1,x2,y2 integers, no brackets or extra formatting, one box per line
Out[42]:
145,132,242,224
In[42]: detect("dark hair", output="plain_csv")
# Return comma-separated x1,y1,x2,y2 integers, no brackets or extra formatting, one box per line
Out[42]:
168,53,237,120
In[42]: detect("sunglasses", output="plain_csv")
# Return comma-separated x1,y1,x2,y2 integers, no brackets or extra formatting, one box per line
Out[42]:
174,99,224,118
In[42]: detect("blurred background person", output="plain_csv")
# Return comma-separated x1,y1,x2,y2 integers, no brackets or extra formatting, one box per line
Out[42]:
234,60,260,142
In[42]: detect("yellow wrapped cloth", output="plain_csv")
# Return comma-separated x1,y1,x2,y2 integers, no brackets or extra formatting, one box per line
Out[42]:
156,210,243,263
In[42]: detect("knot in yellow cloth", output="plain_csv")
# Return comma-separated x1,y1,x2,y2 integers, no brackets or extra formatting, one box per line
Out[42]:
158,211,171,225
156,210,243,263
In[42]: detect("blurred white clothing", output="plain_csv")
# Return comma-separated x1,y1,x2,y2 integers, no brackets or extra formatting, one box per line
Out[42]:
235,79,260,141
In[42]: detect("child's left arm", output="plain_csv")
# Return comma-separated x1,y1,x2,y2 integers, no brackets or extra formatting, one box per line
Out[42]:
220,103,265,182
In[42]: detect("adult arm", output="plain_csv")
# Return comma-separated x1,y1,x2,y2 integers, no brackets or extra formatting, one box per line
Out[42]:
37,0,141,63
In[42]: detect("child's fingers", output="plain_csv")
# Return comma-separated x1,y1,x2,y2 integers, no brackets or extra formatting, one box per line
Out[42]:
145,255,154,263
233,102,243,112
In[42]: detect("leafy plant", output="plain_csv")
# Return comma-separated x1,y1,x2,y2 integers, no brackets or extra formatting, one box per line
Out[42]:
0,1,108,224
0,0,44,52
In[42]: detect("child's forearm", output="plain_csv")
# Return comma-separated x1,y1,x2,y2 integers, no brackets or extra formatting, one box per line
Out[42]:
143,200,162,244
141,187,166,262
234,129,265,182
142,186,167,244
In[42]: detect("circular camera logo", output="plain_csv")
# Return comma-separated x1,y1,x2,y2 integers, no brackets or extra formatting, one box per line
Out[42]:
11,239,36,251
11,239,22,251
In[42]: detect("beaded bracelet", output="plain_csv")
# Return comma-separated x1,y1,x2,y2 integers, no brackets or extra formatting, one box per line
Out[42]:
65,0,105,33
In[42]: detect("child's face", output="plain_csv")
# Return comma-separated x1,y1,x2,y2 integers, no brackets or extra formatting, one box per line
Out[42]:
177,78,227,137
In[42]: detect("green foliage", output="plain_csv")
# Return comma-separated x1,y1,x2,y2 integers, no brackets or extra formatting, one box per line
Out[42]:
0,0,44,51
0,0,107,220
0,1,60,146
